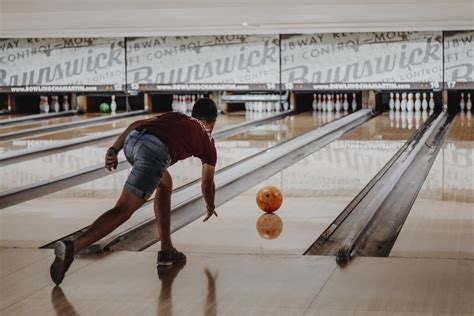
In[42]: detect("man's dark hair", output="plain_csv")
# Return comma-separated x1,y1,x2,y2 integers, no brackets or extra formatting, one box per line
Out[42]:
191,97,218,123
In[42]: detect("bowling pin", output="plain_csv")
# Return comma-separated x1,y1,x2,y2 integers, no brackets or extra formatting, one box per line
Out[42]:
317,94,322,111
467,93,472,111
312,94,317,111
327,94,334,112
421,92,428,111
283,101,289,111
335,94,341,112
395,92,401,110
429,92,435,111
407,93,414,111
351,93,357,111
343,93,349,111
460,93,465,111
39,96,45,112
52,96,60,112
414,92,421,111
266,101,272,112
401,92,407,111
389,92,395,110
62,95,69,111
322,95,327,112
44,96,50,113
190,95,196,111
171,95,176,111
185,95,191,112
110,95,117,113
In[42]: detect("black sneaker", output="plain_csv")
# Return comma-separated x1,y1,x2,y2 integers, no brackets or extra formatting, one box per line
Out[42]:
50,240,75,285
157,248,186,266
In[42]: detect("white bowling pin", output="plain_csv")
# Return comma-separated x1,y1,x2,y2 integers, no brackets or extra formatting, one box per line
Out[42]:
421,92,428,111
327,94,334,112
389,92,395,110
414,92,421,111
62,95,69,111
429,92,435,111
39,96,45,112
351,93,357,111
335,94,341,112
266,101,272,112
460,93,465,111
110,95,117,113
190,95,196,112
52,96,60,112
312,94,317,111
317,94,322,111
184,95,188,112
395,93,401,110
401,92,407,111
322,95,327,112
343,94,349,111
407,93,414,111
467,93,472,111
44,96,50,113
283,102,289,111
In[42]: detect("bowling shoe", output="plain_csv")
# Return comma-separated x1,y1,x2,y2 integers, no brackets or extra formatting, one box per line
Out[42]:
50,240,75,285
157,247,186,266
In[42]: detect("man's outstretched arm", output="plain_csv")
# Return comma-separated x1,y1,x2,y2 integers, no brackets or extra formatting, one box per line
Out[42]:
201,163,217,222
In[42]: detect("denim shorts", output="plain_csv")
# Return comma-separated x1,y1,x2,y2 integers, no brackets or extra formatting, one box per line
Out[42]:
123,129,171,199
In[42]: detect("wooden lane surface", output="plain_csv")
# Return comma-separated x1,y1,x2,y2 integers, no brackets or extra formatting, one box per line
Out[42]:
0,112,330,248
0,112,248,192
0,113,104,135
146,114,418,255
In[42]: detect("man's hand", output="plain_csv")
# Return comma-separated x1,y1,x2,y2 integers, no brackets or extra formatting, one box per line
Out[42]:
105,147,118,171
203,205,218,222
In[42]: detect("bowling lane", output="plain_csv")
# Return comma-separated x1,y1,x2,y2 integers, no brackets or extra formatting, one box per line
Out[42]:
0,113,106,135
145,113,421,255
0,111,334,247
0,111,251,155
390,112,474,259
0,112,256,192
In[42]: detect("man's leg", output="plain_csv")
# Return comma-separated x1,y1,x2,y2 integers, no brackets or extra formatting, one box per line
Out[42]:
154,170,186,266
154,170,173,251
73,188,146,253
50,188,145,285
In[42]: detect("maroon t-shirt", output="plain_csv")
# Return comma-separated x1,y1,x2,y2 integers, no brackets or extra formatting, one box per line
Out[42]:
135,112,217,166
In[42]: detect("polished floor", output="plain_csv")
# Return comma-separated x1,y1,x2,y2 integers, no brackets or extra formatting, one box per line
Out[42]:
1,110,473,315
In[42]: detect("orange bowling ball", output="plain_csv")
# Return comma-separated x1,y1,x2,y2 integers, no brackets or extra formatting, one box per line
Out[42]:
256,186,283,213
